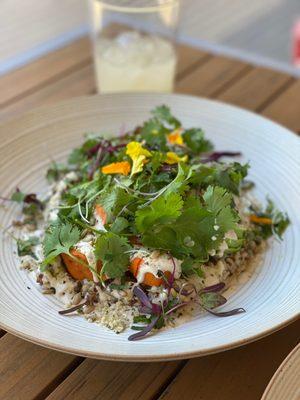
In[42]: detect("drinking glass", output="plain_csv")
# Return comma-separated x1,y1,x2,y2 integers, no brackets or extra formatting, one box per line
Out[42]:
88,0,180,93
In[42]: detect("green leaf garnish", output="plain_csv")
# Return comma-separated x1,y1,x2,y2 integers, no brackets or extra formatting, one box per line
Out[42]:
94,232,131,278
42,220,81,266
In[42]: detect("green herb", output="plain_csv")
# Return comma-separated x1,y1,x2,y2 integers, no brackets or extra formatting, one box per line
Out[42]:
199,292,227,309
151,105,181,129
110,217,129,233
182,128,213,154
17,236,40,258
46,162,70,183
94,232,131,278
133,315,151,324
11,190,26,203
42,220,81,266
252,199,290,240
135,192,183,233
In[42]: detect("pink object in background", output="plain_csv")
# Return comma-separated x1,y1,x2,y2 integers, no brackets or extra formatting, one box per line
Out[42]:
292,20,300,67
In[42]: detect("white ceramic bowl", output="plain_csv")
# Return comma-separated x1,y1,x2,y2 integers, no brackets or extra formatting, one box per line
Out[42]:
0,93,299,361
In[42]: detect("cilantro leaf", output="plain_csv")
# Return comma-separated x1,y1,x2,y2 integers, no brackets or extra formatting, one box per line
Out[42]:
191,162,249,194
135,192,183,233
183,128,213,154
174,199,215,259
164,163,191,196
203,185,233,212
110,217,129,233
96,187,132,221
151,105,181,129
42,220,81,265
141,225,179,253
140,118,168,150
94,232,131,278
203,185,240,245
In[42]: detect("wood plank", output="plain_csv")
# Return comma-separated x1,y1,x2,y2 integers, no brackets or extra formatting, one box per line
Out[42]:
217,67,294,111
176,44,212,78
262,80,300,132
176,55,252,98
159,320,300,400
0,334,82,400
1,65,95,122
0,44,211,124
46,359,183,400
0,37,92,107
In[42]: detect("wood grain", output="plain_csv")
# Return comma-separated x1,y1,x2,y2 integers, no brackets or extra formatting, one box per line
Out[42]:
217,67,294,111
176,55,251,97
1,65,95,122
262,80,300,132
0,43,209,124
0,335,82,400
176,44,212,79
46,359,184,400
159,320,300,400
0,37,92,108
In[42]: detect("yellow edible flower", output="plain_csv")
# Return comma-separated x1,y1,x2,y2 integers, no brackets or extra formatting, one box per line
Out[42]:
165,152,188,165
126,141,152,175
101,161,131,176
167,129,184,146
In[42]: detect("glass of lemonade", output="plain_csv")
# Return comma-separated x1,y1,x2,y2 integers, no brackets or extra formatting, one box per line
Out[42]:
88,0,180,93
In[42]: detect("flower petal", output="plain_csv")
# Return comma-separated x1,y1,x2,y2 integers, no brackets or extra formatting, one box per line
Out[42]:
167,129,184,146
101,161,131,175
165,152,188,165
126,142,152,159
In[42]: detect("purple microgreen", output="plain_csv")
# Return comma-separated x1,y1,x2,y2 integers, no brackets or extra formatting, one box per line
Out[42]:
203,307,246,317
168,254,176,294
179,282,197,297
86,141,126,158
139,305,153,314
58,300,88,315
151,303,162,315
133,285,153,310
160,164,177,173
200,282,226,293
201,151,241,163
128,315,160,341
88,146,103,180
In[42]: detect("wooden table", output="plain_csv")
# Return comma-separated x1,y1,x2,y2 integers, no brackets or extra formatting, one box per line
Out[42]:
0,38,299,400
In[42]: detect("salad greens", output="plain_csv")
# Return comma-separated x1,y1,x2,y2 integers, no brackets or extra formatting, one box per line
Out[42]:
9,105,290,341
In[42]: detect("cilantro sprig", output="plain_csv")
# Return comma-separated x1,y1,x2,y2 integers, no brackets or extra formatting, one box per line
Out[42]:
42,220,81,266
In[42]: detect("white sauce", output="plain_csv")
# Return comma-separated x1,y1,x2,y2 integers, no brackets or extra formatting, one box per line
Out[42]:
131,250,182,284
93,209,106,232
75,240,99,283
